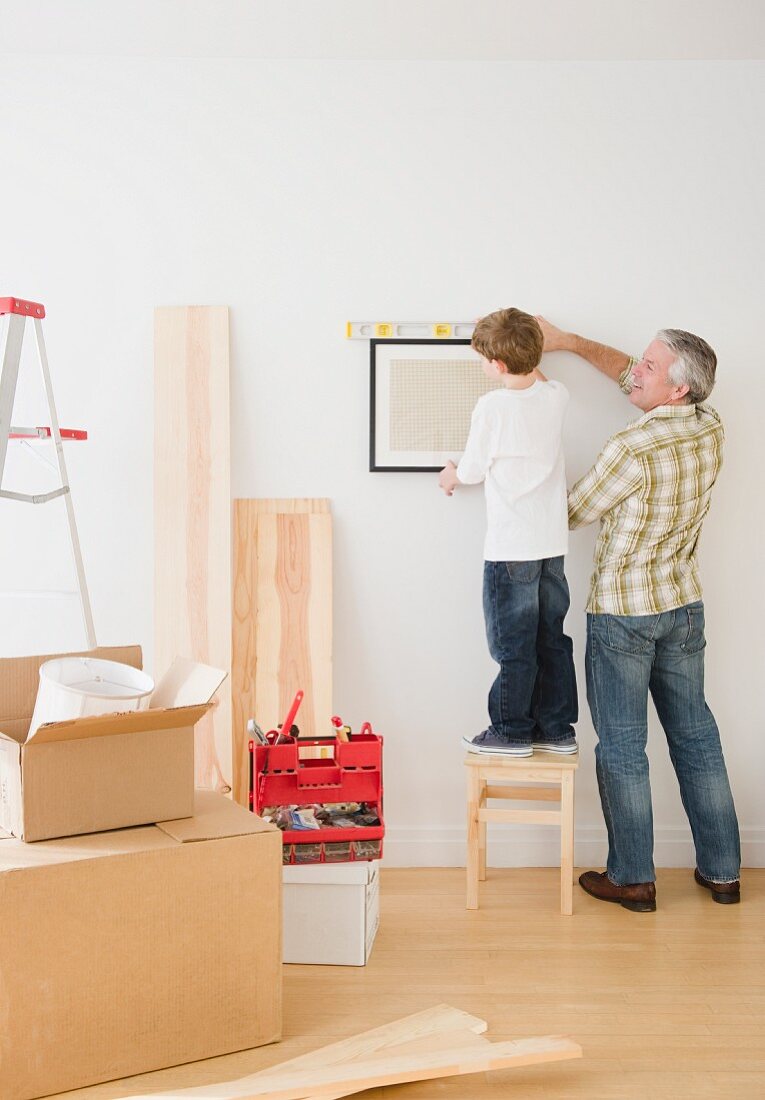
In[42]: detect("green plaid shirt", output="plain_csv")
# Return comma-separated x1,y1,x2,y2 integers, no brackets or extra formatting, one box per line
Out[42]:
568,365,724,615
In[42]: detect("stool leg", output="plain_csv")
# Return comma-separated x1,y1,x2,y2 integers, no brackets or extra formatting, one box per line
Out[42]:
466,769,482,910
478,782,487,882
560,770,575,915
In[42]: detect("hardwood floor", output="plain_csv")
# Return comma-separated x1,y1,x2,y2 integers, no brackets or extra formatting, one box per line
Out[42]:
53,867,765,1099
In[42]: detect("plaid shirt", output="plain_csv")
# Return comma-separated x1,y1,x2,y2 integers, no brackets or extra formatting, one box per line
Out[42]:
568,365,724,615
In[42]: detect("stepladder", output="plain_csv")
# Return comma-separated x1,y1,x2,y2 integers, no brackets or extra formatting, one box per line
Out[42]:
0,296,96,648
465,752,578,915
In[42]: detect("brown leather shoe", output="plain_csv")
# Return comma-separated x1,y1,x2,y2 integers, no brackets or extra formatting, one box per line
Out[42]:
579,870,656,912
694,868,741,904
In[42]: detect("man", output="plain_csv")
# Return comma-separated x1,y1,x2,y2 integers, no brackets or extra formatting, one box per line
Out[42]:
537,317,740,912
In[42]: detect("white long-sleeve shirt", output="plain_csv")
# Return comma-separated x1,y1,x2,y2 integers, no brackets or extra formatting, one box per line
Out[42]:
456,380,570,562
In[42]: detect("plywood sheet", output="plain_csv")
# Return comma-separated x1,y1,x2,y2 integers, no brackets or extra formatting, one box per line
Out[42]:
155,306,231,792
232,500,332,805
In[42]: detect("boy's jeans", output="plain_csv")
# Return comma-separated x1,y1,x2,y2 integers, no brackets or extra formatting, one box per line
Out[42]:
586,603,740,885
483,557,578,745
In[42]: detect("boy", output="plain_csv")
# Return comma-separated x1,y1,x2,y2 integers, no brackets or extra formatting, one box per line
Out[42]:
438,308,577,756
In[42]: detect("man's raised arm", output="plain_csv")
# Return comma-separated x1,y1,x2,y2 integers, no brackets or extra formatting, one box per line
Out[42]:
535,316,632,384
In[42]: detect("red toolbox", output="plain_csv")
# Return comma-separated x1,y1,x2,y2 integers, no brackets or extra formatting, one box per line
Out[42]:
249,726,384,865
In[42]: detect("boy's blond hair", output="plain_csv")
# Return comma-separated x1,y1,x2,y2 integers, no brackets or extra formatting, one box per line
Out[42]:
472,308,544,375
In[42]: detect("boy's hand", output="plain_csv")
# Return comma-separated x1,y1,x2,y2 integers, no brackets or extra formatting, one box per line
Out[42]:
535,315,572,353
439,461,459,496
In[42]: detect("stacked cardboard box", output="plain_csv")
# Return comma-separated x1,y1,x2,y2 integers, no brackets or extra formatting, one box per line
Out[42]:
283,860,380,965
0,647,282,1100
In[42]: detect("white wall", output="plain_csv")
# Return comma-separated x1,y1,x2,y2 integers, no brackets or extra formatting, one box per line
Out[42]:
1,42,763,865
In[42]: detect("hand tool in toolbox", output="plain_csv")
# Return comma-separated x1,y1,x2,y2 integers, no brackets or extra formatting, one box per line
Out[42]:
331,715,351,742
271,690,304,746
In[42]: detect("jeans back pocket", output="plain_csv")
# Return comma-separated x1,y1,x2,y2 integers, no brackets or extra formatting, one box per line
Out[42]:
504,559,543,583
603,612,662,654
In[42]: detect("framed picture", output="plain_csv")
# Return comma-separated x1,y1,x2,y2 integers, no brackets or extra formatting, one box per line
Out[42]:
369,338,499,472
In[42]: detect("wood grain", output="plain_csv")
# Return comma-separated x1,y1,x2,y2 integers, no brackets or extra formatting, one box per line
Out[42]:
265,1016,489,1100
241,1004,488,1075
234,1036,581,1099
232,500,332,805
155,306,231,792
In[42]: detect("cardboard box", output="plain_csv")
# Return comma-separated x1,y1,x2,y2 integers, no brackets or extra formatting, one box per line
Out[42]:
0,646,222,841
282,860,380,966
0,790,282,1100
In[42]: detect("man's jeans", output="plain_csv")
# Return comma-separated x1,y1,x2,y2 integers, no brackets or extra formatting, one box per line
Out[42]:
586,602,740,885
483,557,578,744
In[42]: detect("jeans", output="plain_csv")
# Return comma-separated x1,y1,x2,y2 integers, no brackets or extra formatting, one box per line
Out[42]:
586,602,740,885
483,557,578,744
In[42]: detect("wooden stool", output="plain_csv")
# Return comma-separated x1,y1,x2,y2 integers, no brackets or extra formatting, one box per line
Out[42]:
465,752,579,915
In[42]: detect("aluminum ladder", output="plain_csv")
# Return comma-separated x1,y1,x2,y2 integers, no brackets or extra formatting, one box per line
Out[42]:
0,296,96,647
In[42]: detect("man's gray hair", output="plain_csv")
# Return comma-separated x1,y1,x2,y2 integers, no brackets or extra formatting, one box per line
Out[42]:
656,329,717,404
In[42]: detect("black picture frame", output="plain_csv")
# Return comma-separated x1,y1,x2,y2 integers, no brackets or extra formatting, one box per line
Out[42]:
370,338,485,472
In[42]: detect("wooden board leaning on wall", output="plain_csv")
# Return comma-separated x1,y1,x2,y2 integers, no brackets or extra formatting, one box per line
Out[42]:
232,499,332,806
155,306,232,793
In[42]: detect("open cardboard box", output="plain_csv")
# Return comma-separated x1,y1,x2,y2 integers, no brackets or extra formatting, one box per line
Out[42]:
0,645,227,842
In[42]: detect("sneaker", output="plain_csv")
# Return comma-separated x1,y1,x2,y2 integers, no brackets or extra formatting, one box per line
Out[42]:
462,729,533,757
532,738,578,755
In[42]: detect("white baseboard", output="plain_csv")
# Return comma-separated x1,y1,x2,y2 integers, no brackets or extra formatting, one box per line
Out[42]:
381,827,765,868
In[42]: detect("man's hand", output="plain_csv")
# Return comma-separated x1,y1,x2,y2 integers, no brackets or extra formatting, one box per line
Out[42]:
438,460,459,496
536,315,631,383
536,315,573,353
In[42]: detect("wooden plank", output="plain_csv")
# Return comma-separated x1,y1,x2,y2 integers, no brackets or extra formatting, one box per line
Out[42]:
366,1027,490,1060
126,1006,489,1099
236,1036,582,1098
150,1033,574,1100
241,499,331,515
259,1010,489,1100
302,1030,493,1100
248,1004,487,1076
232,500,332,805
155,306,231,792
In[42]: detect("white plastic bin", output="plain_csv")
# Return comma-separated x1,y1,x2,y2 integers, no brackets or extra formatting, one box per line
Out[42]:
29,657,155,736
